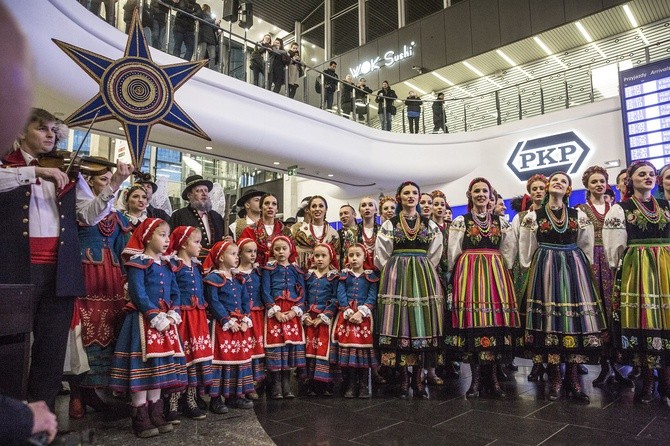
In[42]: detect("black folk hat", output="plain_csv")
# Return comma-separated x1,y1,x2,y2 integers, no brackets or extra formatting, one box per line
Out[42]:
235,189,265,208
136,174,158,194
182,174,214,200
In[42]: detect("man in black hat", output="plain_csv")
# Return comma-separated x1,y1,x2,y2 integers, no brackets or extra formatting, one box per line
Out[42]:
137,174,171,222
229,188,265,241
171,175,225,257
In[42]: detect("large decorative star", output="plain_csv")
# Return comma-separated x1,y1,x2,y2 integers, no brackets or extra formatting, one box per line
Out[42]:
53,10,210,166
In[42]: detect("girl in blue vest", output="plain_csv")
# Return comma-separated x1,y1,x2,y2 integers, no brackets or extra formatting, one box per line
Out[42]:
167,226,214,421
261,236,306,399
109,218,187,438
332,244,379,398
303,243,339,395
236,237,266,398
203,240,255,413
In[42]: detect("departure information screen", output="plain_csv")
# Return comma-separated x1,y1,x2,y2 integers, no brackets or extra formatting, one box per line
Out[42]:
619,57,670,170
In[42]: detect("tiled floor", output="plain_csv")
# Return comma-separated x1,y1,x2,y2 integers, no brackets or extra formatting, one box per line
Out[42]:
254,361,670,446
56,360,670,445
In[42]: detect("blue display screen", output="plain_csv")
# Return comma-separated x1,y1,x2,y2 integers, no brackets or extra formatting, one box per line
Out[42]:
619,57,670,170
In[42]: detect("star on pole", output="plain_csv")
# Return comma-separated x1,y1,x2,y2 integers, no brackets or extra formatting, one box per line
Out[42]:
53,9,210,166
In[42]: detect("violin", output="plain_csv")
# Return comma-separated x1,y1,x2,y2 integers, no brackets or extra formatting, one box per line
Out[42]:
37,150,117,175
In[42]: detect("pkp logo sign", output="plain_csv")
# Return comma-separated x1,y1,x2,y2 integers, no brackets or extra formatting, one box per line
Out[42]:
506,131,590,181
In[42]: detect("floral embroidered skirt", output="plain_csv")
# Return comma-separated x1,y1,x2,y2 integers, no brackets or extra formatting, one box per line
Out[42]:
613,240,670,362
210,322,254,398
524,243,607,360
109,312,187,393
249,308,267,383
444,249,520,358
330,312,377,368
376,251,445,366
304,315,334,382
177,307,214,388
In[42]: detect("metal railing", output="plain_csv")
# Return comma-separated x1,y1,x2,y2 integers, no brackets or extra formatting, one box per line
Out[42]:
83,1,670,135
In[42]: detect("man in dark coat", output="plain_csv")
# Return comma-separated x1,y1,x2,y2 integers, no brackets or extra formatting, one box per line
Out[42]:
170,174,225,258
432,92,448,134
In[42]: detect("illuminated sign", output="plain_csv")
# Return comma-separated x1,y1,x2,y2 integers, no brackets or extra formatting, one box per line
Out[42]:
506,131,590,181
348,42,416,78
619,57,670,170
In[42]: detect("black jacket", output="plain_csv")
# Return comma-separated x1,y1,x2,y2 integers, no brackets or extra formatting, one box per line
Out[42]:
323,68,338,90
174,0,198,33
375,87,397,113
405,97,423,113
432,100,445,122
198,11,218,45
170,205,225,251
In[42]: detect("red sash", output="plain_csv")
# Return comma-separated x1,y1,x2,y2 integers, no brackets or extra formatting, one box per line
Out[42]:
264,291,305,347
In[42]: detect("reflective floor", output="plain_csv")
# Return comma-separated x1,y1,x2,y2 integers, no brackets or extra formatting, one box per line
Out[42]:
57,360,670,445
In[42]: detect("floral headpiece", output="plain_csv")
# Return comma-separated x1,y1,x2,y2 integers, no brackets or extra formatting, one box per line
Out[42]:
581,165,608,188
526,174,548,193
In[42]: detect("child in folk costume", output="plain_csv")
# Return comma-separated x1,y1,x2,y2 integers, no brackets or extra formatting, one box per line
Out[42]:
203,241,255,413
303,243,339,395
109,218,186,438
167,226,214,421
261,236,307,399
332,244,379,399
236,237,266,399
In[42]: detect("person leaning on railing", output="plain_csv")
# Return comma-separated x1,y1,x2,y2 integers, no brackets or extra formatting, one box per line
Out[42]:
354,78,372,122
250,34,272,88
287,42,303,99
375,80,397,131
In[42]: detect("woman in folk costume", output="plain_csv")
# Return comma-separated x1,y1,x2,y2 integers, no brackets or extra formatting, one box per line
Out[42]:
578,166,633,388
303,243,339,395
202,240,255,413
67,166,131,420
236,237,266,398
166,226,213,421
603,160,670,405
333,244,379,399
510,174,547,381
261,236,307,399
291,195,340,270
374,181,445,398
240,193,291,267
520,172,607,403
446,177,520,399
109,218,186,438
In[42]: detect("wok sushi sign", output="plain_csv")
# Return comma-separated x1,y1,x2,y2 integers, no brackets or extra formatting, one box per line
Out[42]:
348,42,416,78
507,131,591,181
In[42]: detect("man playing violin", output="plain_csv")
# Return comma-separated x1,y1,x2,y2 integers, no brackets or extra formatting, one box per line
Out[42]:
0,108,133,412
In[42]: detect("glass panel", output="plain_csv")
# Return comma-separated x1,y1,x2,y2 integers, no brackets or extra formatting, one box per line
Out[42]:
541,73,568,114
498,87,521,125
463,93,497,131
333,8,359,56
406,0,444,25
518,79,542,120
367,0,397,42
565,69,592,109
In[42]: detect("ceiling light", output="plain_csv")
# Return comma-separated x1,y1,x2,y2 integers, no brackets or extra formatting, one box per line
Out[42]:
327,174,333,177
496,49,516,66
258,19,263,24
431,72,454,86
205,146,213,150
623,4,638,27
311,44,315,49
576,22,593,42
534,36,553,56
311,58,317,62
118,127,123,131
273,161,280,165
463,61,484,77
403,81,427,95
605,159,621,167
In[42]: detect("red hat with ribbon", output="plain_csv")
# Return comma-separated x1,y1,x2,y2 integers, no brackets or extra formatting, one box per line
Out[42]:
270,235,297,263
169,225,198,255
315,242,338,270
203,240,234,274
122,218,167,260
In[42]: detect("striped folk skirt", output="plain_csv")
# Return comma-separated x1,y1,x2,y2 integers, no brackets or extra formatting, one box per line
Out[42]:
377,250,445,366
524,243,607,359
614,240,670,361
445,249,519,355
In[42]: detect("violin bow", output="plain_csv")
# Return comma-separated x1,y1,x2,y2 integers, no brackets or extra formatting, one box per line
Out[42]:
65,110,101,176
